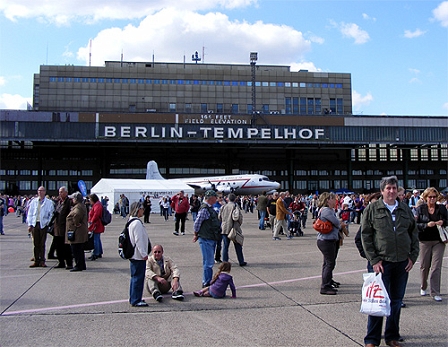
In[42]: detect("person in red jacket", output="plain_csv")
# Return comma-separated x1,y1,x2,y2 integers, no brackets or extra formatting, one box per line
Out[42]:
88,193,105,260
171,190,190,236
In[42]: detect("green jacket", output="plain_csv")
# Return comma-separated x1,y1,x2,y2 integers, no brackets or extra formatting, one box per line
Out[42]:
361,198,419,266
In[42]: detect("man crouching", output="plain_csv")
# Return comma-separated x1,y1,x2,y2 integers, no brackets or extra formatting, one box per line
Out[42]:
146,244,184,302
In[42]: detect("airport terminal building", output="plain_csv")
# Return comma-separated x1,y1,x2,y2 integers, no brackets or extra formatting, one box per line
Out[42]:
0,60,446,196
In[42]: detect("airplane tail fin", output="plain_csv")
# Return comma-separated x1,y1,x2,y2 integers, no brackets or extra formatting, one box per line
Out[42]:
146,161,165,180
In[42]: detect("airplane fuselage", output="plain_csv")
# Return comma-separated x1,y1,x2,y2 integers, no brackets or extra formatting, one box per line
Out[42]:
179,174,280,195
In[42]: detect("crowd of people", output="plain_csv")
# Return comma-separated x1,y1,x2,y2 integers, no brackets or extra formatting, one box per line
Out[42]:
1,182,447,345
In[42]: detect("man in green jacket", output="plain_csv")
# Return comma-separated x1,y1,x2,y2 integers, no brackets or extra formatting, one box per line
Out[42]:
361,175,419,347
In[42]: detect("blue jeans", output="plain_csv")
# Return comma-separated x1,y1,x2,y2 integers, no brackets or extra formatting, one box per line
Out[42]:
258,210,266,229
198,237,216,286
364,260,409,346
192,211,198,222
222,234,245,265
129,259,146,305
93,233,103,256
0,215,3,234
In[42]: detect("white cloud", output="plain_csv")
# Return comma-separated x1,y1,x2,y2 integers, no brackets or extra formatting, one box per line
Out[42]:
443,102,448,110
0,93,31,110
362,13,376,22
409,77,421,84
352,90,373,112
0,76,5,86
433,1,448,27
0,0,257,24
330,20,370,44
404,29,426,38
408,68,420,74
77,9,312,66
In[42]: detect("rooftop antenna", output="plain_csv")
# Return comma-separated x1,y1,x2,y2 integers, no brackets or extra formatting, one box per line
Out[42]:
192,51,201,64
202,45,205,63
89,39,92,67
120,49,123,67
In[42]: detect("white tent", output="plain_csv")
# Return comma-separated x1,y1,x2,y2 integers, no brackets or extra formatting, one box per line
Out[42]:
90,178,194,214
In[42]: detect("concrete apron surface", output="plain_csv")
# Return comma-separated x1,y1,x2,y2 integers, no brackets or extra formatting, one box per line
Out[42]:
1,210,447,347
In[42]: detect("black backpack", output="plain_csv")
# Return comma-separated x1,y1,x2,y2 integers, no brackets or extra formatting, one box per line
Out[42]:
101,206,112,226
118,219,139,259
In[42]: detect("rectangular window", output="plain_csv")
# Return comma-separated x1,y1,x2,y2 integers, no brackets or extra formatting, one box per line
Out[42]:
358,148,366,161
293,97,299,114
122,79,128,84
81,170,93,176
90,78,96,83
201,103,207,113
247,104,253,114
330,98,336,114
231,104,239,113
129,79,136,84
307,98,314,114
98,78,104,83
285,82,291,87
337,98,343,114
185,103,192,113
269,82,276,87
262,82,268,87
285,97,291,114
216,103,223,113
169,103,176,112
261,104,269,114
114,78,120,83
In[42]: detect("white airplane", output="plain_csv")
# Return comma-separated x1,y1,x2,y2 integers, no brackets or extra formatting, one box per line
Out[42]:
146,161,280,195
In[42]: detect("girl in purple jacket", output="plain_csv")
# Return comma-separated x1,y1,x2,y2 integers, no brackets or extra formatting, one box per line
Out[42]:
194,262,236,298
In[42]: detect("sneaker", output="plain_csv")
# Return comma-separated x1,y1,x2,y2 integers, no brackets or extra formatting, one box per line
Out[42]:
132,301,149,307
434,295,442,301
181,232,185,235
193,291,203,297
173,231,179,236
171,291,185,300
153,291,163,302
286,236,293,240
320,288,337,295
420,289,428,296
272,237,281,240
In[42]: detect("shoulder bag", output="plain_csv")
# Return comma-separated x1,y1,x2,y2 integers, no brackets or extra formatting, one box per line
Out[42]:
313,208,333,234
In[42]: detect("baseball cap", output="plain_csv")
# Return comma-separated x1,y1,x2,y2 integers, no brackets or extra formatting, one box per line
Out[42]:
413,189,418,194
204,190,217,197
68,191,83,201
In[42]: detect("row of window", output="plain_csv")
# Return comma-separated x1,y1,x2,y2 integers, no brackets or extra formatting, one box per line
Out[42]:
48,77,344,89
352,145,448,162
0,180,93,192
164,97,340,114
293,169,446,176
0,169,93,176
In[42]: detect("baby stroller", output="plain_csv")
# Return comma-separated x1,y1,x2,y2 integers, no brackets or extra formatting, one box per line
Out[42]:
289,211,303,236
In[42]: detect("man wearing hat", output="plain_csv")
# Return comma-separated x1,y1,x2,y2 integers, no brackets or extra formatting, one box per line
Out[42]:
193,190,222,287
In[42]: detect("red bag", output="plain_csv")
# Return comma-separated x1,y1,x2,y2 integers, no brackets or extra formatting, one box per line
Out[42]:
313,217,333,234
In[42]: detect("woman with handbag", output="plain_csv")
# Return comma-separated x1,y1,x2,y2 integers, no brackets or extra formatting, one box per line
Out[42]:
316,192,345,295
415,187,447,302
66,192,89,272
218,193,247,267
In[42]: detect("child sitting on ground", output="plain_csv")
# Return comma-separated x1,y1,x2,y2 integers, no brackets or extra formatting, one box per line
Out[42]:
194,262,236,298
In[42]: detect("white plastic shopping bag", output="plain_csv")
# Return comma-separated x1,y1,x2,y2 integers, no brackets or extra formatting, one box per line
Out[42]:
360,272,391,317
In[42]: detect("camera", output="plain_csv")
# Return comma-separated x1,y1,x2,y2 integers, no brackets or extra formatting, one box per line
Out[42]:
67,231,75,241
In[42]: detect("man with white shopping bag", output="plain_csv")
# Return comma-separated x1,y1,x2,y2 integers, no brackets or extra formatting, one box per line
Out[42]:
361,176,419,347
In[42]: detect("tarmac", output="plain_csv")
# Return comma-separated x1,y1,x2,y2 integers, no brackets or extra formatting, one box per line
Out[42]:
0,210,447,347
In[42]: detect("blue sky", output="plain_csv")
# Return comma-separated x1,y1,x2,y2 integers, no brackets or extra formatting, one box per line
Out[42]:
0,0,447,116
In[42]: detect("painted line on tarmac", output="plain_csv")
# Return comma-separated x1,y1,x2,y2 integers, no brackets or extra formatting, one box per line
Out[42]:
1,268,366,316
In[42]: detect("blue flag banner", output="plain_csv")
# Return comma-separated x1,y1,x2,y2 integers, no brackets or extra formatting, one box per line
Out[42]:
78,180,87,197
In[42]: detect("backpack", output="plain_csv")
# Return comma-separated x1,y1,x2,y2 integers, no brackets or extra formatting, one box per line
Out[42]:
118,219,139,259
101,207,112,226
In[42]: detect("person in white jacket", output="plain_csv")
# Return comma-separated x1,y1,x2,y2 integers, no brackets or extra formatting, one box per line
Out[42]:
128,202,151,307
27,186,55,268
